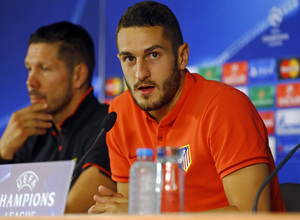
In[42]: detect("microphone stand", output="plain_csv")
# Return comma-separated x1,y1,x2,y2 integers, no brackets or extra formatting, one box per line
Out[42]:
71,112,117,185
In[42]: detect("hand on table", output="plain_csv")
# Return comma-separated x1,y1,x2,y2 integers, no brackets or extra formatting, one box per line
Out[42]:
88,185,128,214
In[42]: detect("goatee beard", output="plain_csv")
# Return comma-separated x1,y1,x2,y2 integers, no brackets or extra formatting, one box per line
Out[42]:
126,66,181,112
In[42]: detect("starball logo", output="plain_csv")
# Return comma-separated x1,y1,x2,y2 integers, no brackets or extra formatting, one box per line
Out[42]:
261,4,295,48
268,7,283,28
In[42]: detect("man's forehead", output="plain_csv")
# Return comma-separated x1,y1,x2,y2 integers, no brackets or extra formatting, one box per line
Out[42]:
117,26,164,38
25,43,60,65
117,26,169,53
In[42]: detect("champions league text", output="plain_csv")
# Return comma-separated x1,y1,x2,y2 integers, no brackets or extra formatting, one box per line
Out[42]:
0,192,56,216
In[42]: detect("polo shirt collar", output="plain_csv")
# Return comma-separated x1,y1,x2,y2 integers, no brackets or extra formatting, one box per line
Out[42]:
59,87,94,129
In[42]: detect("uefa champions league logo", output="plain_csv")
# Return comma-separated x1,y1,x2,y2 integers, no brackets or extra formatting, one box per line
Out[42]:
262,5,290,47
16,171,39,191
268,7,283,28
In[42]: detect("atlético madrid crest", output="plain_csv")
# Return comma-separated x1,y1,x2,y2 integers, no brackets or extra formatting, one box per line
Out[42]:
180,145,192,171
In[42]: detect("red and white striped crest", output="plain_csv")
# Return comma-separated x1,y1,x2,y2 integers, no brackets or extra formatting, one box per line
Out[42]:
180,145,191,171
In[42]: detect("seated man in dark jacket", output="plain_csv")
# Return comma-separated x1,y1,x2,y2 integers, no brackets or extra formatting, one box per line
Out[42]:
0,21,116,213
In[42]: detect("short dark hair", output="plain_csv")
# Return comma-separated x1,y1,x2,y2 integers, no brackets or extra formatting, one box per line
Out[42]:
116,1,183,55
28,21,95,86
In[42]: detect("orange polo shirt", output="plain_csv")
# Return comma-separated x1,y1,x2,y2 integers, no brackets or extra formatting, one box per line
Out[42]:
107,70,285,212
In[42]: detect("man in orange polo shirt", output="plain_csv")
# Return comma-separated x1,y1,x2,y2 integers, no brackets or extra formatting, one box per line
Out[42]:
88,1,285,213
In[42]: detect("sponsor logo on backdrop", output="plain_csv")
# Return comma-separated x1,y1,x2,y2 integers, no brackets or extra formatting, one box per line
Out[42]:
277,83,300,107
105,77,123,96
198,66,221,81
277,58,300,80
249,85,275,108
248,58,276,82
277,137,300,157
276,108,300,135
222,61,248,86
261,7,290,47
259,111,275,135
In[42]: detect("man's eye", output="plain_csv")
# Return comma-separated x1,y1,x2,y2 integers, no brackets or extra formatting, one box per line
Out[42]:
42,66,50,71
125,56,135,62
150,52,159,59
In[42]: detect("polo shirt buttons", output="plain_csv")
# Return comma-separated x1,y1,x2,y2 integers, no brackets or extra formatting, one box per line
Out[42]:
158,135,163,141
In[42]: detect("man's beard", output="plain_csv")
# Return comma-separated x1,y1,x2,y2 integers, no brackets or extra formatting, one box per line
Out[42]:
126,65,181,112
47,87,73,116
29,83,73,115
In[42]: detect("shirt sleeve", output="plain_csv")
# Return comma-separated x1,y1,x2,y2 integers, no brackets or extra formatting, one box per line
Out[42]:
82,132,112,178
203,87,270,178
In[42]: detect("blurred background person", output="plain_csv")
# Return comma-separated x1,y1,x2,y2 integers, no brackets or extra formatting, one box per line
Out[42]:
0,21,116,213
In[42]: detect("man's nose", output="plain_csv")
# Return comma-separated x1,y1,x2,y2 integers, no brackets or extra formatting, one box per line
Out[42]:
135,60,150,81
26,69,40,89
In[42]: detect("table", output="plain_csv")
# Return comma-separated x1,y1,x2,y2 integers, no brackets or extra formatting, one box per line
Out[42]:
1,213,300,220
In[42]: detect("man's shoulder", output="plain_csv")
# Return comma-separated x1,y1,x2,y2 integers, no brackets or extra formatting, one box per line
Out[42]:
71,96,109,134
85,96,109,118
94,102,109,114
189,73,243,99
109,90,143,124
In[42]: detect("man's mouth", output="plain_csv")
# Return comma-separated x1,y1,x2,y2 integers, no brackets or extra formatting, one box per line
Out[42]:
29,91,46,103
29,96,45,103
137,85,155,96
138,85,155,90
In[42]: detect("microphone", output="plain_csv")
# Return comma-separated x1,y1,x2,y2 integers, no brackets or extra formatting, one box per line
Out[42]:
252,142,300,212
71,111,117,181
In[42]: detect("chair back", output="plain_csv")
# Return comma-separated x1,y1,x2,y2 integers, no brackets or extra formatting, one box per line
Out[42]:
280,183,300,212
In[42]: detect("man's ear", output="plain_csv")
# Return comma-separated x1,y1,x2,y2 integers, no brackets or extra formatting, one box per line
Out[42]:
72,63,89,89
177,43,189,70
117,53,121,62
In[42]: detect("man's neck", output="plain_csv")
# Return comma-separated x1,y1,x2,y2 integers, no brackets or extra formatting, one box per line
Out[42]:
52,89,88,131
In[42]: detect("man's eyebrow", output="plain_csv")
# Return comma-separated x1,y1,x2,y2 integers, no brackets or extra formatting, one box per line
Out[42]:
118,45,164,57
144,45,164,53
118,51,132,57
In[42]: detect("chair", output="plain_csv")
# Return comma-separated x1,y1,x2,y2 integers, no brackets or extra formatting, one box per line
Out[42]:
279,183,300,212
